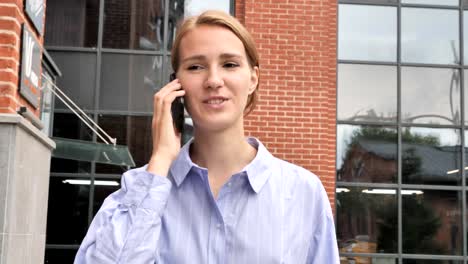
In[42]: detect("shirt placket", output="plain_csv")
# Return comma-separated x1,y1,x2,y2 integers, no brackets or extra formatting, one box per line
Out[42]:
208,175,237,264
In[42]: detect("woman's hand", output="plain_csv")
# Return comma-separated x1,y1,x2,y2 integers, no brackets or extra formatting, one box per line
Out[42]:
147,78,185,176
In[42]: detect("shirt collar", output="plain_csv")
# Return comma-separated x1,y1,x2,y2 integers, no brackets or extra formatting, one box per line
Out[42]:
169,137,275,193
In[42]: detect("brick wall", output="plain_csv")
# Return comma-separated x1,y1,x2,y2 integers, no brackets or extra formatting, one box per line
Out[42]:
0,0,44,116
236,0,338,209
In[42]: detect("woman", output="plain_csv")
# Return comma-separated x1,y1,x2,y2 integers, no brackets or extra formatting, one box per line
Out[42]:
75,10,339,263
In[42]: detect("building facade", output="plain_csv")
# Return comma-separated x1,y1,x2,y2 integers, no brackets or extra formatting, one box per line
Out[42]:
41,0,337,262
2,0,468,263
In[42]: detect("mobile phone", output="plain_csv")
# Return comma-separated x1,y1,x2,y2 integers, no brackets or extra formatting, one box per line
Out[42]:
170,73,185,134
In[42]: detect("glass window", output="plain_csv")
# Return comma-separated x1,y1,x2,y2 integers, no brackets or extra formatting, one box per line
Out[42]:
402,190,462,255
338,5,397,62
167,0,232,50
338,64,397,122
342,258,397,264
183,0,231,17
52,113,93,141
401,127,461,185
50,52,96,110
337,125,397,183
401,8,459,65
465,70,468,125
46,177,90,244
167,0,185,50
403,260,463,264
51,113,93,174
44,249,79,264
402,0,458,6
44,0,99,47
99,54,162,113
464,13,468,64
103,0,165,50
93,177,121,215
40,71,54,137
401,67,461,125
337,187,397,253
339,0,398,4
95,115,152,174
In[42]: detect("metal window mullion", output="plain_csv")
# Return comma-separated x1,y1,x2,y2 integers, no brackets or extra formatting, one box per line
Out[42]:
401,3,459,10
459,2,467,262
397,1,402,263
162,0,170,85
336,181,464,190
44,46,98,52
45,244,81,250
87,0,106,227
230,0,235,16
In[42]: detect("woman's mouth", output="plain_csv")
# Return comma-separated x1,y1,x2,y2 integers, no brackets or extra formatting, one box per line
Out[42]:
204,97,228,105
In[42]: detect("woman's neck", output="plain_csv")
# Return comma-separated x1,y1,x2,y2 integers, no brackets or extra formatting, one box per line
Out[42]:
190,127,257,178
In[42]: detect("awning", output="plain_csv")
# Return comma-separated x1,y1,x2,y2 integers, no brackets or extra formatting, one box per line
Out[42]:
41,70,136,168
52,137,135,167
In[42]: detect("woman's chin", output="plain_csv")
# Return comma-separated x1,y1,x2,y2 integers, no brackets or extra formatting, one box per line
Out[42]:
192,116,242,134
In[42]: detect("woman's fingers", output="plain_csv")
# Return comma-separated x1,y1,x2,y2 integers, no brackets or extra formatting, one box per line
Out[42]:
151,79,185,160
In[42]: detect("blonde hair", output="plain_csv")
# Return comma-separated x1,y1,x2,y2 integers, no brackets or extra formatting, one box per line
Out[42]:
171,10,259,115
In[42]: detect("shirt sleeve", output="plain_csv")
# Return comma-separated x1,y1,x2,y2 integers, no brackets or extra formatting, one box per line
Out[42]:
74,166,172,264
307,185,340,264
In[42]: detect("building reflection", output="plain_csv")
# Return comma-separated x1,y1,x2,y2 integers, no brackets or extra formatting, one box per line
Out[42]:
337,127,463,261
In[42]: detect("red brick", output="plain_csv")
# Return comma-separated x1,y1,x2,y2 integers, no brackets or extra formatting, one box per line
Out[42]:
238,0,337,212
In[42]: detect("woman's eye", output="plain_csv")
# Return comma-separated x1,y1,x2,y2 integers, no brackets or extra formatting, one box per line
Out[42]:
224,62,239,68
187,65,203,71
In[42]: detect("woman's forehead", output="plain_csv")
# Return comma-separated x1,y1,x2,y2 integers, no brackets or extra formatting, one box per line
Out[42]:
178,25,246,57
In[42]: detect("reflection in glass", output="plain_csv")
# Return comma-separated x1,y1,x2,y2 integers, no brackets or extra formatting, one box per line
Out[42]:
338,64,397,122
100,54,162,113
463,71,468,125
401,67,460,125
402,127,461,185
46,177,90,244
52,113,93,140
40,72,54,137
167,0,232,50
401,8,459,65
51,113,93,173
44,249,79,264
465,16,468,64
50,52,96,110
93,178,121,215
402,0,458,5
340,0,398,4
338,5,397,62
341,257,397,264
402,190,462,255
44,0,99,47
403,260,462,264
337,125,397,183
183,0,231,17
96,115,152,174
103,0,165,50
167,0,185,50
337,187,397,253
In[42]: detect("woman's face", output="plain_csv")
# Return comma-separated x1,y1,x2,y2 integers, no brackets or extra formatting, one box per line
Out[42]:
177,25,259,133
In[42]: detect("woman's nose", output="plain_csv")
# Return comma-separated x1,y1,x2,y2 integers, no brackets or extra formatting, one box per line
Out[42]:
204,68,224,89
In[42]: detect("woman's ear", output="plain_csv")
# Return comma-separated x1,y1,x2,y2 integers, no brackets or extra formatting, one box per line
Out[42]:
249,66,259,94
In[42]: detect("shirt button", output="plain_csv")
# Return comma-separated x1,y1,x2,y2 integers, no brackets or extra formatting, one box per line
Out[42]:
227,182,232,187
217,223,222,229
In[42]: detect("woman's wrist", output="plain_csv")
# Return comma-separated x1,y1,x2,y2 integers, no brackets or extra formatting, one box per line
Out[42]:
146,154,174,177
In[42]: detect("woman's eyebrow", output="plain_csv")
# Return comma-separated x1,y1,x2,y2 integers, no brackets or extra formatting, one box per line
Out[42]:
180,55,205,64
180,53,244,64
219,53,243,59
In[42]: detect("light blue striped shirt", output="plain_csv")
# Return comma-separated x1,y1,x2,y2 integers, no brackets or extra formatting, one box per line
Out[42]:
75,138,339,263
